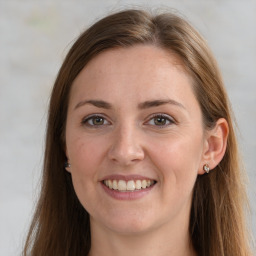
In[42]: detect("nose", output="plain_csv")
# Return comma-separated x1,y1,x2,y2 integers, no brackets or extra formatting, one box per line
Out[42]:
108,124,145,166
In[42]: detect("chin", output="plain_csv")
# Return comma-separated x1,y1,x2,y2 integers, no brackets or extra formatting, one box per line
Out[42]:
98,210,157,235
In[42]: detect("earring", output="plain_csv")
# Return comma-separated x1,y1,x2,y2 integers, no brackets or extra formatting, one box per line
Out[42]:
203,164,210,174
64,162,71,168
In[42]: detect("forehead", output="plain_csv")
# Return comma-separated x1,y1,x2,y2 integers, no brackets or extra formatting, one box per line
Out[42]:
79,45,187,79
69,45,197,110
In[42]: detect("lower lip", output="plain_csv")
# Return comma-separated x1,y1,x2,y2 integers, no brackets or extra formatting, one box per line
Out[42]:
101,182,155,200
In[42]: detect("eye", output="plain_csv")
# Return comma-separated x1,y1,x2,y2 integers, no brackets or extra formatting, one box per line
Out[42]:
82,115,110,127
147,114,175,127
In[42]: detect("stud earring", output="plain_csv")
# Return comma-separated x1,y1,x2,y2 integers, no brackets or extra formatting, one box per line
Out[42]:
203,164,210,174
64,162,71,168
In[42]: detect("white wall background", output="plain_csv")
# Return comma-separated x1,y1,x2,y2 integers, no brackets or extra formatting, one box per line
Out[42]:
0,1,255,255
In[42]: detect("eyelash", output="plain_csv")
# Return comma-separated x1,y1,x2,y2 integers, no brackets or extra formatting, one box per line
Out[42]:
81,114,110,127
146,114,175,127
81,113,175,128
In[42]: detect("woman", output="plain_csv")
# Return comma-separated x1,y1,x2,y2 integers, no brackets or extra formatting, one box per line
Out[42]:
23,9,252,256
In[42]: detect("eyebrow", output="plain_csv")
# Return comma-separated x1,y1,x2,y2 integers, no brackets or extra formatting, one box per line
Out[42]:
74,99,186,111
138,99,186,110
74,100,112,110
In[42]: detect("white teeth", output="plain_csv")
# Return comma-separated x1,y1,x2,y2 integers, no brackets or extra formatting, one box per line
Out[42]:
127,180,136,191
108,180,113,189
135,180,142,189
103,179,155,191
141,180,147,189
118,180,126,191
113,180,118,190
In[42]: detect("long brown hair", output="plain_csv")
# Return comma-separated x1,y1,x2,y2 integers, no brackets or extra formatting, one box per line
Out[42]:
23,9,252,256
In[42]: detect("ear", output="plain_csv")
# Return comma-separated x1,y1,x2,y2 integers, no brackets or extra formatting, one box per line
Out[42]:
65,147,71,173
198,118,229,175
65,161,71,173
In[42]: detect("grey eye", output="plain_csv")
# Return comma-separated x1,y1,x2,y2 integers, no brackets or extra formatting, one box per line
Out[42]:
82,115,109,127
91,116,105,125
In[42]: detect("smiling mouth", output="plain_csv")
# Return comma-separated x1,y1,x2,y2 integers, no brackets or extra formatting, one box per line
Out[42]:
103,179,156,192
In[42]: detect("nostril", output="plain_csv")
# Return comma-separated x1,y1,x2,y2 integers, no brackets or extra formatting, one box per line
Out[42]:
108,144,144,165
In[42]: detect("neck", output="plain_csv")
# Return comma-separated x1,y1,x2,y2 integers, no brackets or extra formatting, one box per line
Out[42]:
88,217,196,256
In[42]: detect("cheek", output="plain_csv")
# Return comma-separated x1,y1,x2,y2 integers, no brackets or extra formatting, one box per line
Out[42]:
144,132,204,220
68,135,107,174
148,133,203,185
66,136,108,210
66,135,102,192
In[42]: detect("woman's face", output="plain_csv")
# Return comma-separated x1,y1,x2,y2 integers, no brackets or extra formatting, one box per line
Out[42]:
65,45,207,235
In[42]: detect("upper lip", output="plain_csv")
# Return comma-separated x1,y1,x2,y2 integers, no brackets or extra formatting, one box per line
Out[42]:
100,174,156,182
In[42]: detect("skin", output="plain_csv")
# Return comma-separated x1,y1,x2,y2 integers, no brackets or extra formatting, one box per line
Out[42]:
65,45,228,256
